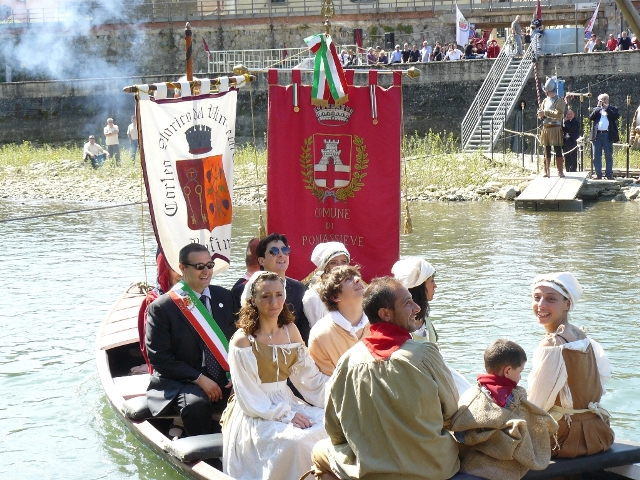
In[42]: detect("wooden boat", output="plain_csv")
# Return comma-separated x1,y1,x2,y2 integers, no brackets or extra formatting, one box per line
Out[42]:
95,283,234,480
97,287,640,480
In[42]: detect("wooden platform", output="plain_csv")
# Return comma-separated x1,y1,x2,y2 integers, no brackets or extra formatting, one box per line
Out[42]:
515,171,589,211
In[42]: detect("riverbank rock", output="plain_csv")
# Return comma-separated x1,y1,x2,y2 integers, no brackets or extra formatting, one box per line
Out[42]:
498,186,517,200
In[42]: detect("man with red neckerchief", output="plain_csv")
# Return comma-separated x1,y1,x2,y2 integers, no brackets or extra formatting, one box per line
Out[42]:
311,277,460,480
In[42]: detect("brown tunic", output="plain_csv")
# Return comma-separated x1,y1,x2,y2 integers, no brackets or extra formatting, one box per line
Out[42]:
540,95,565,147
250,337,298,383
552,343,615,458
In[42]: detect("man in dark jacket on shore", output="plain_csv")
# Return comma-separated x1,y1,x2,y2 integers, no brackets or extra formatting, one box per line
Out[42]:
563,109,580,172
589,93,619,180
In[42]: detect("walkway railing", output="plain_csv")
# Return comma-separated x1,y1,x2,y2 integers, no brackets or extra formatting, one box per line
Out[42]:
460,39,515,150
0,0,579,25
207,45,368,74
461,33,539,151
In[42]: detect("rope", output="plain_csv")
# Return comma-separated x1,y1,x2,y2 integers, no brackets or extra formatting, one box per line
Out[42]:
532,34,542,109
0,201,143,223
138,148,150,304
248,80,267,238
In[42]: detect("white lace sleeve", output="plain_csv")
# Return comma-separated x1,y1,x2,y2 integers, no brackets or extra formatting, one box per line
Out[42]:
289,345,329,408
527,345,567,411
302,288,328,329
229,345,295,423
590,338,611,395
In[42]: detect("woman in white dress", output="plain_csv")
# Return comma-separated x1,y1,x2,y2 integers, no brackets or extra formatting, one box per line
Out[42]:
222,271,328,480
527,272,614,458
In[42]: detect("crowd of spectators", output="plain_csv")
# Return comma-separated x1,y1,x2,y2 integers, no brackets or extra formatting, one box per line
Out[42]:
347,27,637,67
586,30,639,53
359,38,491,65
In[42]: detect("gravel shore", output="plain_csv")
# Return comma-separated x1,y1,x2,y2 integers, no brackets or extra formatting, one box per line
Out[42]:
5,157,636,205
0,159,266,205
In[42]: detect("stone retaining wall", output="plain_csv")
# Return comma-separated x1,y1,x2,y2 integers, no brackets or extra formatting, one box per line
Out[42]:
1,52,640,145
0,5,623,82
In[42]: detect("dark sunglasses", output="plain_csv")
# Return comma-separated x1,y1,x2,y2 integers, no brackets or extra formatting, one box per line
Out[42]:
268,246,291,256
184,261,215,270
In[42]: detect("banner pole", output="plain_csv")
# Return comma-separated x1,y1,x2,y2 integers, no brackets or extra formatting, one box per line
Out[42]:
185,22,193,83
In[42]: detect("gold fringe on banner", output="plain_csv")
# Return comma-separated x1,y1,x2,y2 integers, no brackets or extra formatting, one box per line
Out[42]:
403,202,413,234
259,214,267,239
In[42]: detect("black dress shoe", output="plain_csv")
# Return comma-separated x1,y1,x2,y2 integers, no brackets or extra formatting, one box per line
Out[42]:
606,176,614,180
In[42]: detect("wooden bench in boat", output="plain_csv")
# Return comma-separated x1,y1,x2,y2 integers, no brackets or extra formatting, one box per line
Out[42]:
121,384,225,463
523,441,640,479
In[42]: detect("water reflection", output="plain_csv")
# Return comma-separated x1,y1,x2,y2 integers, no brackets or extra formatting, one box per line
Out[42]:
0,199,638,478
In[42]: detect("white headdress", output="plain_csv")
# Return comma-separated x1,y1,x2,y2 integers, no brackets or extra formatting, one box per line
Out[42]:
531,272,583,311
310,242,350,272
241,271,286,308
391,257,436,289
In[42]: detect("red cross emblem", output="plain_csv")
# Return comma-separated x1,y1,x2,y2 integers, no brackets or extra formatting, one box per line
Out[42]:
313,134,351,189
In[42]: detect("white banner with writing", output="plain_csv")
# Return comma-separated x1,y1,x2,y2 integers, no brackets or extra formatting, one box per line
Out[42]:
137,89,237,276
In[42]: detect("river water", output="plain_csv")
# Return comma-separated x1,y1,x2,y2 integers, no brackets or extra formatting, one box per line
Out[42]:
1,198,639,479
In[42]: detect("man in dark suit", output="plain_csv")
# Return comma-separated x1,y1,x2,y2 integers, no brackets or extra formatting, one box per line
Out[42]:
145,243,237,436
589,93,619,180
256,233,310,344
563,109,580,172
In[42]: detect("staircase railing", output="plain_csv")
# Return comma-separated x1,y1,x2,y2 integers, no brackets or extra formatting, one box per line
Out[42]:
460,39,514,150
484,33,540,149
460,33,540,151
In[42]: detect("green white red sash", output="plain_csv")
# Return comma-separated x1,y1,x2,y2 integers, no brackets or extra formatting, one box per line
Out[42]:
304,33,348,106
168,280,230,373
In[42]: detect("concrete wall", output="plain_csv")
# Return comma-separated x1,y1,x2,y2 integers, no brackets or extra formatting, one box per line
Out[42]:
1,51,640,145
0,6,625,82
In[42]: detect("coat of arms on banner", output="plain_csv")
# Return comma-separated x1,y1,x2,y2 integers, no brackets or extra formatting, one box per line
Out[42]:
137,88,238,276
176,156,232,231
300,134,369,202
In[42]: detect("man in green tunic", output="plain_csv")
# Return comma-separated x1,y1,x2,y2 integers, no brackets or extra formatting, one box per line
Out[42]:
311,277,460,479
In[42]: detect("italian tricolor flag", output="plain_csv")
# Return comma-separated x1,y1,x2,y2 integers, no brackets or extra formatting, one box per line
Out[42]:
304,33,349,106
169,281,230,373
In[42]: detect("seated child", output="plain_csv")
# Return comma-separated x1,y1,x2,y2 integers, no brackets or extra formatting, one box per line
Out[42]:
450,339,558,480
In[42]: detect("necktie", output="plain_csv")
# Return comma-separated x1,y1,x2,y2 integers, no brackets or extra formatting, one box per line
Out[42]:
200,295,224,382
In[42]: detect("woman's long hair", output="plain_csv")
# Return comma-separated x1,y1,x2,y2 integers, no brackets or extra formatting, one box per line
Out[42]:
408,281,430,322
409,281,438,341
236,273,294,335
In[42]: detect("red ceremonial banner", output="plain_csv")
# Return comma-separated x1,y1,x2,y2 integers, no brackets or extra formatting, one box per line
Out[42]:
267,69,402,282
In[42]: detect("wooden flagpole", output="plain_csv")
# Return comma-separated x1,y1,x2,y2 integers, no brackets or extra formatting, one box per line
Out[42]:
185,22,193,83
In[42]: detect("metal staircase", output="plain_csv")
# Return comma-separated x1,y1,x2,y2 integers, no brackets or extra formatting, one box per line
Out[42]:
461,34,540,153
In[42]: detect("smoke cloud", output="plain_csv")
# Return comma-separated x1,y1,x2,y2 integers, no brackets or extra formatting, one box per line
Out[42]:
1,1,150,81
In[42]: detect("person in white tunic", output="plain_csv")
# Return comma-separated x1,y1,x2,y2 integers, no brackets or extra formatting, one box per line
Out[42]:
221,271,328,480
527,272,614,458
302,242,351,328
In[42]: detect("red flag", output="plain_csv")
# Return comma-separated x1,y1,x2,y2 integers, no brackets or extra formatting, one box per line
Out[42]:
202,36,210,53
536,0,541,20
266,69,402,283
355,30,363,54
